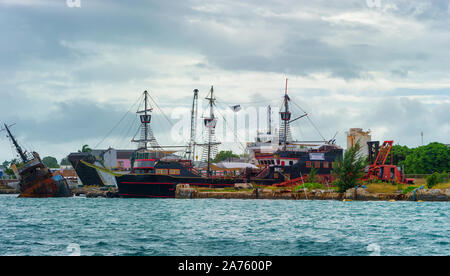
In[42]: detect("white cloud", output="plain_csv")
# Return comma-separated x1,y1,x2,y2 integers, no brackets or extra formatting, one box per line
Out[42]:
1,0,449,161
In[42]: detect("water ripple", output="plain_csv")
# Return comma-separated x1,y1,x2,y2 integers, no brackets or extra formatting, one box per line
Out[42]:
0,195,448,256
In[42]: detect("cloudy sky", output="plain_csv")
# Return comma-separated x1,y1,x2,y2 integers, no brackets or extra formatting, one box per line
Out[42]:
0,0,449,162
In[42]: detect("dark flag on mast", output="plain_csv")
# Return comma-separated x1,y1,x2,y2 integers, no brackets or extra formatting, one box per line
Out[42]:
231,105,242,112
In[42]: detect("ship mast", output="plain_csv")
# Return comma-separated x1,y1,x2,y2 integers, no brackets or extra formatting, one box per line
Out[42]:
187,89,199,162
3,124,28,163
206,86,215,177
132,90,160,151
280,78,292,151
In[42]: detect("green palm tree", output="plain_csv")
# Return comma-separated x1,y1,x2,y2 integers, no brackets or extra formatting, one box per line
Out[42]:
80,144,92,153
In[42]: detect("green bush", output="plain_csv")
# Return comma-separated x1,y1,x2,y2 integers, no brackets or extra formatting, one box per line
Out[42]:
293,182,324,192
306,167,318,183
402,186,419,194
332,141,367,193
426,172,446,188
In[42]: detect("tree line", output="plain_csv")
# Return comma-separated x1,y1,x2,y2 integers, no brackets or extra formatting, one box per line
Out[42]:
389,142,449,174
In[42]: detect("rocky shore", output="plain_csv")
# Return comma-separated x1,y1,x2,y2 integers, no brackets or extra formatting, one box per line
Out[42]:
3,184,449,201
0,188,19,194
176,184,450,202
71,186,120,198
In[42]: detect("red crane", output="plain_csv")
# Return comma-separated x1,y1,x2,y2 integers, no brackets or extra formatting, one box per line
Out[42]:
363,140,414,184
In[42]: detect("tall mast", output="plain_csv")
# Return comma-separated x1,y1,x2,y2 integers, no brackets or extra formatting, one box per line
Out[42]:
3,124,28,163
280,78,291,151
188,89,199,161
144,91,148,148
206,86,215,177
132,90,160,151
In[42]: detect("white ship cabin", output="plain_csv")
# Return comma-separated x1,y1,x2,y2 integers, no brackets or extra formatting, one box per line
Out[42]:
255,155,300,167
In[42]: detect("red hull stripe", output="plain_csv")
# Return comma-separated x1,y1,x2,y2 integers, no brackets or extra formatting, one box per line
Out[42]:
119,193,175,198
122,182,174,185
121,182,234,186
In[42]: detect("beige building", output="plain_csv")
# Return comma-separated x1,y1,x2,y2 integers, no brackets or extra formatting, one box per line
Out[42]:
347,128,371,157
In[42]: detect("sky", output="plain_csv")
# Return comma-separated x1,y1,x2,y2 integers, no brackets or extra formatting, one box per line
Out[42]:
0,0,449,162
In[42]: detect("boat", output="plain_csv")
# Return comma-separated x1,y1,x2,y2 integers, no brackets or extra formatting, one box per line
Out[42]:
84,82,343,198
68,149,135,187
2,124,72,198
110,88,243,198
246,79,343,185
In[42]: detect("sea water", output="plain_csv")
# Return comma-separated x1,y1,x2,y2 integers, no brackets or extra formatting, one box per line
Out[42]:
0,195,448,256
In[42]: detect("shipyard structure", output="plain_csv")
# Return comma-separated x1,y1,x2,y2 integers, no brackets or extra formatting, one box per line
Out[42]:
347,128,371,158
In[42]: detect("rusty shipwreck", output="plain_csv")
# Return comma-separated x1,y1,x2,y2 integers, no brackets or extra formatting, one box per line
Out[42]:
2,124,72,198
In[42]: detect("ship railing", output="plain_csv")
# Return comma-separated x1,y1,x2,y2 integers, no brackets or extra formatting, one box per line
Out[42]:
190,167,202,176
256,166,270,178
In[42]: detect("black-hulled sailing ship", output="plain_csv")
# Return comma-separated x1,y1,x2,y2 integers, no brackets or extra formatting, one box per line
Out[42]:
92,82,342,198
114,88,239,198
246,79,343,184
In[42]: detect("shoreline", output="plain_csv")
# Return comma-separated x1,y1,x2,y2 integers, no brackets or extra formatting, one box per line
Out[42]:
2,185,449,202
175,185,450,202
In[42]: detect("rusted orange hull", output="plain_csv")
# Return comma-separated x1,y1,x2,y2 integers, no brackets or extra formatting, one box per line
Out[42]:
19,172,72,198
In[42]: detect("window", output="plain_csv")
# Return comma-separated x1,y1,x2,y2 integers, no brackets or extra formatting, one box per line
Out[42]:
331,162,341,169
169,169,180,175
314,161,321,168
289,161,294,166
306,161,312,168
134,160,156,168
323,162,329,169
156,169,168,175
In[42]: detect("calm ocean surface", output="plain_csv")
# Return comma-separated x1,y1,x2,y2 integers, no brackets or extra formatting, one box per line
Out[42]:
0,195,448,256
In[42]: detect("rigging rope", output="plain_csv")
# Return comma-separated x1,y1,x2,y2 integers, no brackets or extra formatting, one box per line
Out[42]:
148,94,174,128
290,99,327,142
94,93,143,149
214,101,248,153
117,113,138,148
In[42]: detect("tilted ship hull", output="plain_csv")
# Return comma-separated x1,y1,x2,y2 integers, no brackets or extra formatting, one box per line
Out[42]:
3,123,72,198
18,157,72,198
68,152,106,187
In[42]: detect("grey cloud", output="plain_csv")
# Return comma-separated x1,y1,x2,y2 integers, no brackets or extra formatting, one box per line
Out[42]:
2,0,450,80
0,0,449,157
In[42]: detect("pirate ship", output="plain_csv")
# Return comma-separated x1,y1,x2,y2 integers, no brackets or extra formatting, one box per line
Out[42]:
2,124,72,198
108,88,240,198
246,79,343,185
84,81,343,198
